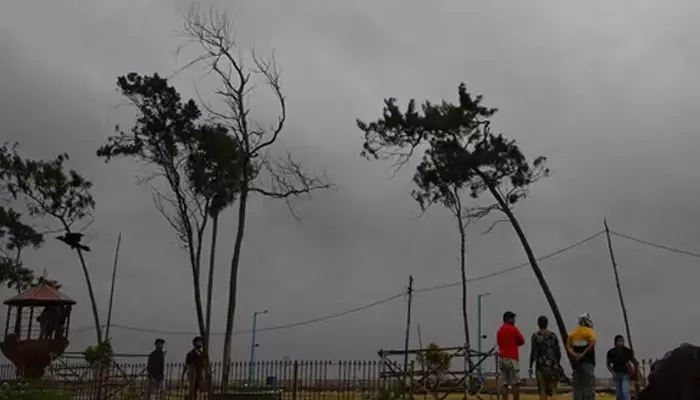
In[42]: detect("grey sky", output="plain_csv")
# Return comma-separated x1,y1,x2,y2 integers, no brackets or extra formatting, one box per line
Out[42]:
1,0,700,368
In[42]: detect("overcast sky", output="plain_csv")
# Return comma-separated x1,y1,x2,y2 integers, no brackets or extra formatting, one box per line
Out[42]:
2,0,700,373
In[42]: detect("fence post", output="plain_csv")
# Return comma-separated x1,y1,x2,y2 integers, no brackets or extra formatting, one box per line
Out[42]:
292,361,299,400
408,361,414,396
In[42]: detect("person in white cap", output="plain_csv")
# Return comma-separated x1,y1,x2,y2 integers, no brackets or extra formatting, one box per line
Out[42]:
566,313,597,400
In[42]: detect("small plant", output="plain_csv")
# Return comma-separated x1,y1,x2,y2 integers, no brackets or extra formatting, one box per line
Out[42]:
0,381,69,400
83,339,114,367
117,385,141,400
363,388,405,400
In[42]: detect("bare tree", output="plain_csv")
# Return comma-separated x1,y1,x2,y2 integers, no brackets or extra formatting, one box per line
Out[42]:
181,6,333,389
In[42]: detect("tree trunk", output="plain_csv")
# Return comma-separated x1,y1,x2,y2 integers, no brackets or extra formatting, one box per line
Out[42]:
456,215,475,399
204,213,220,353
189,250,207,339
75,247,103,343
485,184,572,367
189,212,209,340
221,185,249,392
457,218,471,347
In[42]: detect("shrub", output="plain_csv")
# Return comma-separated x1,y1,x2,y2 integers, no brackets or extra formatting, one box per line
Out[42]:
0,381,69,400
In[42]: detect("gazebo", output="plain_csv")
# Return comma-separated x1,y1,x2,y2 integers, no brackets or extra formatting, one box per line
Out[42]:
0,284,76,378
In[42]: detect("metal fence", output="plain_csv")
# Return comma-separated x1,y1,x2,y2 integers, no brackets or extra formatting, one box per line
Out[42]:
0,358,660,399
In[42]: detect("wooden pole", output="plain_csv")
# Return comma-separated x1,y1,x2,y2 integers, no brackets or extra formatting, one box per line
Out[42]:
105,233,122,340
417,324,424,351
402,275,414,399
604,219,639,396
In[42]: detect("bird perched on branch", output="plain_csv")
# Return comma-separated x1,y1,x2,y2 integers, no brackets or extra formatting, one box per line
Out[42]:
56,232,91,252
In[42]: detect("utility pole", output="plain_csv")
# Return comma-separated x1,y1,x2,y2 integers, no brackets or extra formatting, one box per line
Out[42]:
604,219,639,396
476,292,492,374
402,275,414,399
248,309,268,386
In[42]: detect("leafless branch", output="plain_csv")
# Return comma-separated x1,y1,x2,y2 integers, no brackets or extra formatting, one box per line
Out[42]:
151,188,188,247
250,152,334,219
249,51,286,154
481,219,509,235
460,204,499,227
180,6,333,225
180,5,251,146
78,216,95,233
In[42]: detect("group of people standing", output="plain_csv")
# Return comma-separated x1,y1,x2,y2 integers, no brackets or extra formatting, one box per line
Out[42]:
496,311,637,400
145,336,211,400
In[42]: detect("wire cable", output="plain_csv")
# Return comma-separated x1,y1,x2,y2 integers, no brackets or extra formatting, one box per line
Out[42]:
105,292,406,337
67,230,605,336
611,231,700,259
414,230,606,292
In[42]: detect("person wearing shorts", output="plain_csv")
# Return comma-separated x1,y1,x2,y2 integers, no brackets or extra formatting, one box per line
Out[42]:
497,311,525,400
529,316,562,400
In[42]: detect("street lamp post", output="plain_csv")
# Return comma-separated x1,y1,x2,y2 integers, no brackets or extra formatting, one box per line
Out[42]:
477,292,492,374
248,310,268,386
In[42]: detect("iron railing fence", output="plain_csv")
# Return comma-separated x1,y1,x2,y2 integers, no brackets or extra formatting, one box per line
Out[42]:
0,357,660,399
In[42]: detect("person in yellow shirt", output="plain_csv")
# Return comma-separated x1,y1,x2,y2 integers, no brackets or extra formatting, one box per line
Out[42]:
567,313,597,400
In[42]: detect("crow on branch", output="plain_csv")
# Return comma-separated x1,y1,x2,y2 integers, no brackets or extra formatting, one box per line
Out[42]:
56,233,91,252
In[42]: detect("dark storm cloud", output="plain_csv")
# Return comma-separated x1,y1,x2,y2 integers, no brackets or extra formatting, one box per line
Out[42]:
2,0,700,367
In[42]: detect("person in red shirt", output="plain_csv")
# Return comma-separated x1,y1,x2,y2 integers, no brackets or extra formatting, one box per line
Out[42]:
497,310,525,400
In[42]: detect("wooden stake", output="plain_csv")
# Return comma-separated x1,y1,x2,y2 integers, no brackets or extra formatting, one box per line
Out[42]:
105,233,122,340
403,275,414,399
604,219,639,396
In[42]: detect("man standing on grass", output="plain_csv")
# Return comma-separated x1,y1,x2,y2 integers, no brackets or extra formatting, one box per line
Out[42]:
146,338,166,399
567,313,597,400
182,336,210,400
529,316,562,400
606,335,637,400
497,311,525,400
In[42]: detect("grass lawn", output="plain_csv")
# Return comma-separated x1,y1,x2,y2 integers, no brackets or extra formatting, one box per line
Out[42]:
159,391,618,400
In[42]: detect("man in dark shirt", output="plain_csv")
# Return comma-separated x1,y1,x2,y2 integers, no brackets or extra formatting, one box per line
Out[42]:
528,316,562,400
146,338,166,399
37,306,60,339
183,336,210,400
606,335,637,400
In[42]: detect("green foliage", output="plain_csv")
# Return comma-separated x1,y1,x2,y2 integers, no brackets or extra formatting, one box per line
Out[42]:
357,83,549,214
117,385,141,400
0,189,43,292
186,125,246,215
98,73,248,205
83,339,114,367
96,72,247,236
0,143,77,291
0,207,43,252
0,143,97,341
97,73,201,164
0,143,95,227
0,382,69,400
31,275,61,290
420,342,452,372
363,388,405,400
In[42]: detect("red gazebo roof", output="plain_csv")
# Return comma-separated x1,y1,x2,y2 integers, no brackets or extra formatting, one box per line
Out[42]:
4,284,76,306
